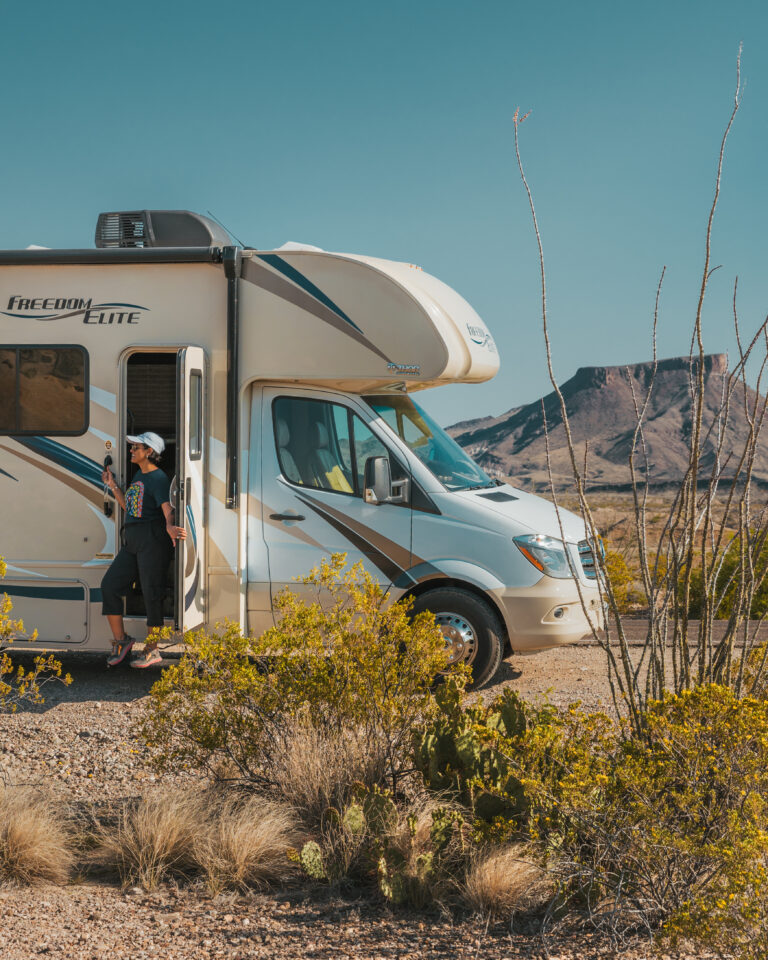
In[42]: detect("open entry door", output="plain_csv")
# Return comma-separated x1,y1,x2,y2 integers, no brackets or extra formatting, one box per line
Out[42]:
175,347,206,631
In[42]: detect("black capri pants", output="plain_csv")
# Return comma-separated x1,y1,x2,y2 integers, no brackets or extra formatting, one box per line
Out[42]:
101,522,173,628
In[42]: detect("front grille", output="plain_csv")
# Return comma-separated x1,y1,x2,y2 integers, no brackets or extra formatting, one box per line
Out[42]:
578,539,598,580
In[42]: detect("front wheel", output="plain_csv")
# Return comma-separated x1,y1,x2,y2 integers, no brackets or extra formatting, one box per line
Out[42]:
411,588,505,688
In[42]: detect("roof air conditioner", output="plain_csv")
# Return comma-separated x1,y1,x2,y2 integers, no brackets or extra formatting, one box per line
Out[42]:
95,210,232,249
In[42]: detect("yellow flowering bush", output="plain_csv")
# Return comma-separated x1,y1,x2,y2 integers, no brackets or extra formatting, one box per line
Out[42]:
414,677,612,841
0,556,71,712
417,681,768,955
142,554,452,794
603,549,640,614
522,686,768,955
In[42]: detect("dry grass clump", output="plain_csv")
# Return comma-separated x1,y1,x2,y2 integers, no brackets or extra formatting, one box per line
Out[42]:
464,843,551,920
93,788,205,890
0,783,74,885
92,787,301,893
272,721,387,826
194,794,300,893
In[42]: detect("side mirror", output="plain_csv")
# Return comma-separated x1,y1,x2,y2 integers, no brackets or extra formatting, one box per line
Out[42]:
364,456,391,504
364,456,409,505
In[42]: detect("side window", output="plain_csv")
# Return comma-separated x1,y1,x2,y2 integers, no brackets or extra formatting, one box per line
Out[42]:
273,396,400,498
331,404,354,476
0,350,16,431
0,346,88,435
351,415,391,493
189,370,202,460
273,396,355,494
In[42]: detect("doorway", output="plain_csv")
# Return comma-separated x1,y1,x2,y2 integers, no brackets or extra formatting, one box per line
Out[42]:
122,352,177,621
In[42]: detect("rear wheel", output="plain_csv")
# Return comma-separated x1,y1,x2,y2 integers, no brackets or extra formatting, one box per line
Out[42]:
411,588,505,688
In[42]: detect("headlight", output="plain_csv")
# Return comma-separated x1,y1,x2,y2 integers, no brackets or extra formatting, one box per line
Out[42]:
513,534,574,579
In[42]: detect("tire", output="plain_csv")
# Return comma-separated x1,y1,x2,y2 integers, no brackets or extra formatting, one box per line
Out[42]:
411,588,505,688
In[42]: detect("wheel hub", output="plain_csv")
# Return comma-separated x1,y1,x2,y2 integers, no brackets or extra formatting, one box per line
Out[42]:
435,612,478,666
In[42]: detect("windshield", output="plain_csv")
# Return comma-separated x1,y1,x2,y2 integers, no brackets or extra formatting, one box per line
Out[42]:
365,394,499,492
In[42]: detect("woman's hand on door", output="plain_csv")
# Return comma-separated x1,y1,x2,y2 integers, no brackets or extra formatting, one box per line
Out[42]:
166,523,187,546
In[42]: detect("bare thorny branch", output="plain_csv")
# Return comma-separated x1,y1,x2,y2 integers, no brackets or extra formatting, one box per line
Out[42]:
514,47,768,729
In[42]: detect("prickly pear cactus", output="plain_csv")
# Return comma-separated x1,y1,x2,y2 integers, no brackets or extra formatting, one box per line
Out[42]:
342,802,365,835
377,855,407,904
489,689,528,738
412,678,530,824
299,840,326,880
360,785,397,833
429,806,463,855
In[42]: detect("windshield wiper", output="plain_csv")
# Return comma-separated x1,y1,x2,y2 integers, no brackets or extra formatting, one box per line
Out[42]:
464,481,502,491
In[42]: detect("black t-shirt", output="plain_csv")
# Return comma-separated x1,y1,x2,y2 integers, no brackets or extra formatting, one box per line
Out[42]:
124,468,171,525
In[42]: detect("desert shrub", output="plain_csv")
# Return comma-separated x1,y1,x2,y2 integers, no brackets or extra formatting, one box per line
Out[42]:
463,843,551,921
92,789,206,890
413,675,611,839
0,783,74,884
522,686,768,955
194,794,300,893
603,549,640,614
291,788,471,907
685,539,768,620
143,555,451,794
0,557,72,712
417,679,768,954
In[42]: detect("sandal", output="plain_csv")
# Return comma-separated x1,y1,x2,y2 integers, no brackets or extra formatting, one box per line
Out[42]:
106,636,135,667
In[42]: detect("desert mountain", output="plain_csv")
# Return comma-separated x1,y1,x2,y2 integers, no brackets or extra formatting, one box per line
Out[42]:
447,355,768,490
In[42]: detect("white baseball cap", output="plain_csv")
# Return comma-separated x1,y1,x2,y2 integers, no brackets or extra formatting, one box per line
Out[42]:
126,431,165,455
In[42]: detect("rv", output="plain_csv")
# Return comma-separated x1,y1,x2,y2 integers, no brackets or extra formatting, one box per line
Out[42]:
0,210,602,686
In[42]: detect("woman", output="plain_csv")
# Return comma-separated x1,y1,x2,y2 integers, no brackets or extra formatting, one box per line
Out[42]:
101,431,186,668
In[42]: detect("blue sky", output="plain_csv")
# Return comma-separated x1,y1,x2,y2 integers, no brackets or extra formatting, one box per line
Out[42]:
1,0,766,425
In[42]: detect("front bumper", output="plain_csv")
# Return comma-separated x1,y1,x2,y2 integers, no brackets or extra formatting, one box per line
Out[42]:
491,575,604,653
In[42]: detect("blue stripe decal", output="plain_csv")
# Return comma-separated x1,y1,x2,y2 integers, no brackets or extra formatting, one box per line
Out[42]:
15,437,103,488
3,585,102,602
257,254,362,333
185,504,198,547
4,584,85,601
0,465,18,481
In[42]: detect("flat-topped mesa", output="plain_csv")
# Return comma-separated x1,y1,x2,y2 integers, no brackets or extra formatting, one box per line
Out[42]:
448,353,767,488
568,354,729,392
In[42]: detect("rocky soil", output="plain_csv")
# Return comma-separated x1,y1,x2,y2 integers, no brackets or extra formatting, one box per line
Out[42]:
0,641,705,959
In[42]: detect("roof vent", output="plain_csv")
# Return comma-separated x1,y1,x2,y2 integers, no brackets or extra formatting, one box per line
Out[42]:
95,210,232,249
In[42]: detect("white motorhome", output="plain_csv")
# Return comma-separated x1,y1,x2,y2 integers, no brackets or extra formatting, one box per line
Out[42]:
0,210,601,685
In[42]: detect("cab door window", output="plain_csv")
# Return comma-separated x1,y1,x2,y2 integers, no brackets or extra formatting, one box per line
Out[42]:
273,396,355,495
273,396,400,497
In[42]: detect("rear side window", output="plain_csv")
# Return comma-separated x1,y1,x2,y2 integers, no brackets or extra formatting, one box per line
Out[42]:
0,346,88,435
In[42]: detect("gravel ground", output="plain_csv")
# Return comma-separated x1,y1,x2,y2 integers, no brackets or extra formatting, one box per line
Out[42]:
0,638,708,959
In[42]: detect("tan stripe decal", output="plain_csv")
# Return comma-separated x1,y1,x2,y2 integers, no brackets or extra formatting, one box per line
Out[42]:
297,493,417,570
0,444,105,508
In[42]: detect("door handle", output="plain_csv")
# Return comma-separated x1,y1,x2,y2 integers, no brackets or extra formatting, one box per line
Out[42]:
270,513,306,522
102,454,113,517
